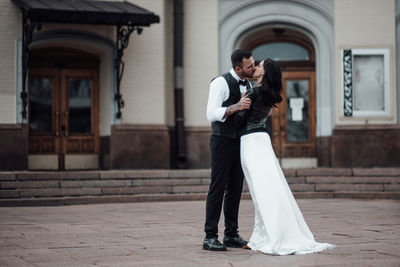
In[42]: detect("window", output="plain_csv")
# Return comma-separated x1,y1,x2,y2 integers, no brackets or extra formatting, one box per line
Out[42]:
342,49,390,117
252,42,310,61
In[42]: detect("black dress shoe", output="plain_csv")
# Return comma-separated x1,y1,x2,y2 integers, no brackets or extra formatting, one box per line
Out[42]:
223,235,248,248
203,237,227,251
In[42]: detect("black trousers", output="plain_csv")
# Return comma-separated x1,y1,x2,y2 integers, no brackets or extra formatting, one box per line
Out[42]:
204,135,244,239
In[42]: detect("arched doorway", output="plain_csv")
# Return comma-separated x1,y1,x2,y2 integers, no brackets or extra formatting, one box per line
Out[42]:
240,28,316,162
28,47,100,170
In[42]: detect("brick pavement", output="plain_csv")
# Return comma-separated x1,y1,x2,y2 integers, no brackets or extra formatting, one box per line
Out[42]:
0,199,399,266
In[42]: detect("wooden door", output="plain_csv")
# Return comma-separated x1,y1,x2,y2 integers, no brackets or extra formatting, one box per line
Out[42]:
271,71,316,158
28,68,99,170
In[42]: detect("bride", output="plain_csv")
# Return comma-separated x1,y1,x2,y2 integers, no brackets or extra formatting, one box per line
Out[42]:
235,59,335,255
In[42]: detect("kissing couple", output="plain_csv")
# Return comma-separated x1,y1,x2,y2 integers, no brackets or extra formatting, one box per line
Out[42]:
203,49,335,255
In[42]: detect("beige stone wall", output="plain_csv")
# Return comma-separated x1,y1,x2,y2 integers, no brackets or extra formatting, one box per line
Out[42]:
118,0,171,125
184,0,219,127
334,0,397,125
0,1,21,123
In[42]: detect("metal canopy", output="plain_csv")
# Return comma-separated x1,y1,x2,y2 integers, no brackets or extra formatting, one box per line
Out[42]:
12,0,160,26
12,0,160,120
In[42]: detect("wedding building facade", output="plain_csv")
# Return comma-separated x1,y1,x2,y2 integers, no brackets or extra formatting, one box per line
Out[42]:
0,0,399,171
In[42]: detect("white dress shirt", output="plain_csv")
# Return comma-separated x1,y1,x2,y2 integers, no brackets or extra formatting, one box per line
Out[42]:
206,69,250,123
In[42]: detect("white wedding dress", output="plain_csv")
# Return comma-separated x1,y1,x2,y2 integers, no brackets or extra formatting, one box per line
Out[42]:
240,132,335,255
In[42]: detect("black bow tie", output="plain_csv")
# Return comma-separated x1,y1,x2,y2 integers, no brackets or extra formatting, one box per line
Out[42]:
238,79,248,86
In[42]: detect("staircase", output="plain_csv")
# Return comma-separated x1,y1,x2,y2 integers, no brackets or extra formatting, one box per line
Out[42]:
0,168,399,206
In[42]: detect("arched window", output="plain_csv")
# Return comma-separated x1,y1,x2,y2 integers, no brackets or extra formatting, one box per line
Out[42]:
252,42,310,61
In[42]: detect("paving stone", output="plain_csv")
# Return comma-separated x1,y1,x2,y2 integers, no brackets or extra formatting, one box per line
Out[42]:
0,199,398,266
0,256,34,267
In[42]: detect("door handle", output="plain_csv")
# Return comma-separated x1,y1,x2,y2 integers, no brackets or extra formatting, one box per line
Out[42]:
61,125,69,137
55,110,60,137
63,112,68,136
279,126,285,137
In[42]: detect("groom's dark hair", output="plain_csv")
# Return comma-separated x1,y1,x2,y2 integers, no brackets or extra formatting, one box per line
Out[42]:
231,49,252,68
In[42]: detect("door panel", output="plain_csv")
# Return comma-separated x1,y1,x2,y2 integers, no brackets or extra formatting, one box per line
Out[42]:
271,71,316,158
28,68,99,170
28,69,59,162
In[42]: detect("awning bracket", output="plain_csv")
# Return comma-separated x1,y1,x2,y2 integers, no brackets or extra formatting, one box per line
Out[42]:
21,11,41,120
114,24,142,119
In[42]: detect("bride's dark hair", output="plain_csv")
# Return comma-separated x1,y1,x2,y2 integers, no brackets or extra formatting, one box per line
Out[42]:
259,59,283,108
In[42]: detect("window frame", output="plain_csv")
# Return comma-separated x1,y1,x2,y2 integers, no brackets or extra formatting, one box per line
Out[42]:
342,48,391,117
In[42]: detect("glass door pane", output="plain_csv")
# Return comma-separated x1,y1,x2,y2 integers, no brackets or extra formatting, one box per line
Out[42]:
29,77,53,133
68,79,92,134
285,79,309,142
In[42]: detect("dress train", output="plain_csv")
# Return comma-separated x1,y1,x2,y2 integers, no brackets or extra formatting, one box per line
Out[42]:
240,132,335,255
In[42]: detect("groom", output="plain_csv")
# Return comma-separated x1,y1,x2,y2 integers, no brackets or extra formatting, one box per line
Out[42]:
203,49,256,251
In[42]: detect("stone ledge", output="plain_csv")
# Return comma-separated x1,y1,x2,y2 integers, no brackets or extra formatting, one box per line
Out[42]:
0,173,15,181
352,168,400,176
306,176,400,184
1,192,398,207
296,168,353,176
19,188,102,197
1,181,59,189
60,180,131,188
15,171,100,180
316,184,384,192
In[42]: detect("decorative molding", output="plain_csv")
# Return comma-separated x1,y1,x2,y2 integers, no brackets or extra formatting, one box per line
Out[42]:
342,49,353,116
219,0,334,25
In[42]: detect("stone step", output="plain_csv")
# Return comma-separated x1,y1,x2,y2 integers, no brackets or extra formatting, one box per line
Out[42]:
0,192,399,207
2,181,399,199
1,168,399,181
0,168,399,206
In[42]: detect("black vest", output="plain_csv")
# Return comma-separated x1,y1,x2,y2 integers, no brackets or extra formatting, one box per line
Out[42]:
211,72,250,139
